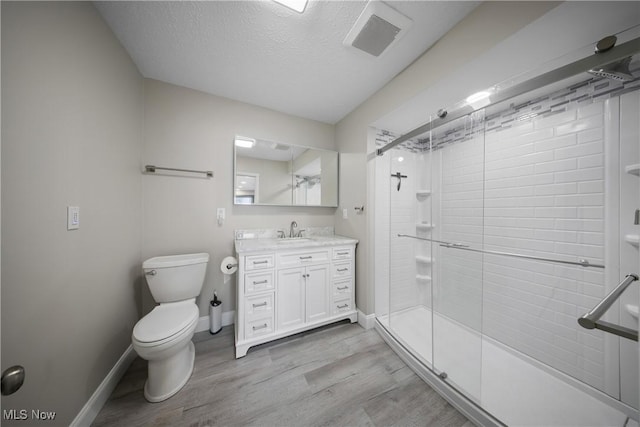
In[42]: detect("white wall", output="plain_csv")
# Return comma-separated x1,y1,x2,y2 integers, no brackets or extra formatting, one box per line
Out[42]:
1,2,143,425
142,79,336,317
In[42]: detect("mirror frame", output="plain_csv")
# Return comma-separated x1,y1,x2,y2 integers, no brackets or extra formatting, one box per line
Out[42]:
233,136,339,207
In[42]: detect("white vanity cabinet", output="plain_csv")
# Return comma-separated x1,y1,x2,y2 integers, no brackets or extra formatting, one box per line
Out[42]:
235,238,357,358
277,261,330,328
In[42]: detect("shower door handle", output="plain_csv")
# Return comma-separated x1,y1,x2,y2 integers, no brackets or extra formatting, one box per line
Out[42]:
578,274,639,341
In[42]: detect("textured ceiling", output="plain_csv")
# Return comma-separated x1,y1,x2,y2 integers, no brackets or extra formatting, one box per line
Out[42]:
95,1,478,124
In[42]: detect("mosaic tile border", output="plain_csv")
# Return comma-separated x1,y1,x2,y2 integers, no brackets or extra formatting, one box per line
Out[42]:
377,72,640,154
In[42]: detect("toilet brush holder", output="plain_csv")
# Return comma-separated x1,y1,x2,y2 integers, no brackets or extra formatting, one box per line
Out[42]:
210,294,222,334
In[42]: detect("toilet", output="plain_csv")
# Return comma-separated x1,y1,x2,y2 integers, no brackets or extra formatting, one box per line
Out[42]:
132,253,209,402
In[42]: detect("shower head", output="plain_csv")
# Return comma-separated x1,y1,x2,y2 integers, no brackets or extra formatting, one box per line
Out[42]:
588,57,634,82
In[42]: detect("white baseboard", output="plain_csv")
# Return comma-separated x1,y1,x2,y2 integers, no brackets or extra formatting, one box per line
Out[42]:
71,310,235,425
195,310,235,333
357,309,375,329
70,344,136,427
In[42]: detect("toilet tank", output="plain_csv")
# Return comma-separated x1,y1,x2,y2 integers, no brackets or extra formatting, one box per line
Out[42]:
143,253,209,303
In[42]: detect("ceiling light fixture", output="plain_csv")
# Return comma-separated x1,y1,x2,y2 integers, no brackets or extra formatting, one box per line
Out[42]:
465,91,492,109
273,0,308,13
234,137,256,148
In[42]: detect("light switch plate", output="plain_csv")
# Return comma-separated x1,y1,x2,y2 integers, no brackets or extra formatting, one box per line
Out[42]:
342,208,348,219
67,206,80,230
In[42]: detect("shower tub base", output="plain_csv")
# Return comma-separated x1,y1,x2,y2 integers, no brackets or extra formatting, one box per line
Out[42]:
377,306,638,427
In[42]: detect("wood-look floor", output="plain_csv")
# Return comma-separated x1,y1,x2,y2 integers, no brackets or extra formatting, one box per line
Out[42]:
93,322,472,427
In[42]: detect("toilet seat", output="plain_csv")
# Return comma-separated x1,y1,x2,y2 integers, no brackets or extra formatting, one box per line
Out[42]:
133,301,199,347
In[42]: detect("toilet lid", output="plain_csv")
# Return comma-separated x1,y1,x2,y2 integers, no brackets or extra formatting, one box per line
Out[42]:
133,302,199,343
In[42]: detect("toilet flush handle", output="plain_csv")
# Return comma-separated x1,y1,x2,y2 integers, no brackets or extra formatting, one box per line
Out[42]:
146,270,157,276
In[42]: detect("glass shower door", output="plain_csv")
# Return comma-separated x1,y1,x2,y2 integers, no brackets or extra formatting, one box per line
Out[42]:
430,110,486,403
387,145,433,368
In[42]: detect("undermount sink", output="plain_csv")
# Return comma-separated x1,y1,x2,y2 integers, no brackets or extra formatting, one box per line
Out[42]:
278,237,312,243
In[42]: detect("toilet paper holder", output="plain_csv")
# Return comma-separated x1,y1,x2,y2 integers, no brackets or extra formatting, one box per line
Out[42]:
221,256,239,275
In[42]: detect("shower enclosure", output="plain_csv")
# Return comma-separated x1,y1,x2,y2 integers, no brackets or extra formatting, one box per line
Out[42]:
374,36,640,426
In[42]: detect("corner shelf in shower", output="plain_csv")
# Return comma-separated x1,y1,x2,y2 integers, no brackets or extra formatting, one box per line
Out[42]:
625,164,640,176
415,255,432,265
624,234,640,247
416,274,432,284
626,304,639,319
416,190,431,200
416,223,434,232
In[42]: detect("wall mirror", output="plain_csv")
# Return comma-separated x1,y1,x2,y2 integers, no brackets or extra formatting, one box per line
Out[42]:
234,136,338,207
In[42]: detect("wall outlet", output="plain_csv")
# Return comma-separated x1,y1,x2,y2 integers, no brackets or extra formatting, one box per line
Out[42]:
67,206,80,230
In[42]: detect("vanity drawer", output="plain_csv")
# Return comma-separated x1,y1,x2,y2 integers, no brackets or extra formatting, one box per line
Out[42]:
245,254,275,271
245,293,274,321
278,249,330,268
332,279,352,300
333,247,353,260
245,316,274,339
332,262,351,279
332,298,353,315
245,271,274,294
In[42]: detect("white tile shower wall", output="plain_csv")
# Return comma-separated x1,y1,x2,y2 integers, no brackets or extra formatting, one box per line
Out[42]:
389,150,420,313
433,115,485,333
481,100,608,391
375,128,432,315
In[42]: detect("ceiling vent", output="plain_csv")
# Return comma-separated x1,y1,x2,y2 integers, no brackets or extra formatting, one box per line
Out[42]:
343,1,412,57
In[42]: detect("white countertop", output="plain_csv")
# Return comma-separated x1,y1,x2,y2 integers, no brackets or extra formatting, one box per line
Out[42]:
235,234,358,254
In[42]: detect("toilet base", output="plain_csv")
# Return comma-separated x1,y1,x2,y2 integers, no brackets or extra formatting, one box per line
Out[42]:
144,341,195,403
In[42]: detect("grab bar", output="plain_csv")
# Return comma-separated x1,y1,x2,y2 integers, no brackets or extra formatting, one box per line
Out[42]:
578,274,639,341
397,234,604,268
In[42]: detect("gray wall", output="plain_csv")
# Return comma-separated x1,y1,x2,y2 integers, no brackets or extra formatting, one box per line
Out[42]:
1,2,143,425
142,79,336,318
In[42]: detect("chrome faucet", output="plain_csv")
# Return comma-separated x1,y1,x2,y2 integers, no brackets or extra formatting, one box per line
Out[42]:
290,221,298,238
277,230,285,238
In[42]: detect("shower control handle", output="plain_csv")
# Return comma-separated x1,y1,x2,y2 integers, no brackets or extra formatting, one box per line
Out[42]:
391,172,408,191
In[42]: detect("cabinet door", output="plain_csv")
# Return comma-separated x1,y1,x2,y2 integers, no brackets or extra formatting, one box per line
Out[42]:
277,267,305,330
305,264,329,323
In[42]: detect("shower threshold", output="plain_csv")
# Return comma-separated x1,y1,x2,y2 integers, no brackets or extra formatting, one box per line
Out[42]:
377,306,638,427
